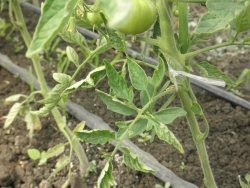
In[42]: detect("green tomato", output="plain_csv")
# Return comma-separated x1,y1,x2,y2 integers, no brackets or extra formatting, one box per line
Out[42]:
116,0,156,35
87,11,103,25
172,5,179,17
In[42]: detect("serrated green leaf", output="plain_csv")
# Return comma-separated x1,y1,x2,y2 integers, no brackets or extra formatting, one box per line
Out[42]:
117,127,129,139
153,108,186,124
49,156,70,179
196,61,235,86
140,78,156,112
104,60,133,101
129,119,148,138
62,66,106,96
59,25,87,48
106,29,124,51
191,102,202,115
75,130,116,144
43,143,65,160
4,94,26,104
127,58,148,91
33,73,71,115
120,146,155,174
26,0,78,57
194,0,245,35
4,103,22,129
96,90,137,116
235,6,250,33
27,149,41,160
152,57,165,88
154,122,184,153
97,160,116,188
66,46,79,67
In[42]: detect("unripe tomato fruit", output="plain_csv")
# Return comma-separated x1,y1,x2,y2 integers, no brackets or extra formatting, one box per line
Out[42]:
116,0,156,35
87,11,103,25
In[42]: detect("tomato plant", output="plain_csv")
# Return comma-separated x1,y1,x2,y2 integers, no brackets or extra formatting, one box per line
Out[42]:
3,0,250,187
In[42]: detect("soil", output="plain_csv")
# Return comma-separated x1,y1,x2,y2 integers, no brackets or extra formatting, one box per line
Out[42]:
1,3,250,188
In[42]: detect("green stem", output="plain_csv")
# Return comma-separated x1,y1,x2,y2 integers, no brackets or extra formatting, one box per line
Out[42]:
156,0,180,57
178,3,189,54
178,86,218,188
185,41,250,59
11,0,88,176
70,42,112,82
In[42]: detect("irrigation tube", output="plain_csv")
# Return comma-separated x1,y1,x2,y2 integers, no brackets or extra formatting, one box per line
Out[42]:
0,53,198,188
20,2,250,110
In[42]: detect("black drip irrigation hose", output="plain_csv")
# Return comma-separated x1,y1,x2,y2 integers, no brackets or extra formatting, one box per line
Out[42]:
0,53,198,188
20,2,250,110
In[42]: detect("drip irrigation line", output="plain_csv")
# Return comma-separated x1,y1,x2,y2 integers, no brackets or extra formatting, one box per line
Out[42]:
0,53,198,188
20,2,250,110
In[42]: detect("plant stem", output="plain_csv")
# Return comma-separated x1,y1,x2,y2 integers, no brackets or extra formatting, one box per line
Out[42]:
157,1,218,187
11,0,88,176
185,41,250,59
178,3,189,54
178,86,218,188
156,0,180,57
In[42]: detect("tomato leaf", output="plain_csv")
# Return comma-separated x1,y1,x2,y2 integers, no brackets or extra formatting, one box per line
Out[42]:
96,90,137,116
127,58,148,91
33,73,72,115
152,57,165,89
73,121,86,132
66,46,79,67
129,119,148,138
26,0,78,57
104,60,133,101
75,130,116,144
49,156,70,179
191,102,202,115
24,112,42,140
153,108,186,124
106,29,124,51
4,102,22,129
195,61,235,87
97,160,116,188
59,26,88,49
154,122,184,154
194,0,245,35
27,149,41,160
120,146,155,174
140,78,156,112
238,175,249,188
62,66,106,96
43,143,65,160
235,5,250,33
4,94,27,104
244,36,250,43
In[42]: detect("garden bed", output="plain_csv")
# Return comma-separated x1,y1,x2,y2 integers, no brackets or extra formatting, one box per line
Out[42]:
1,3,250,188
